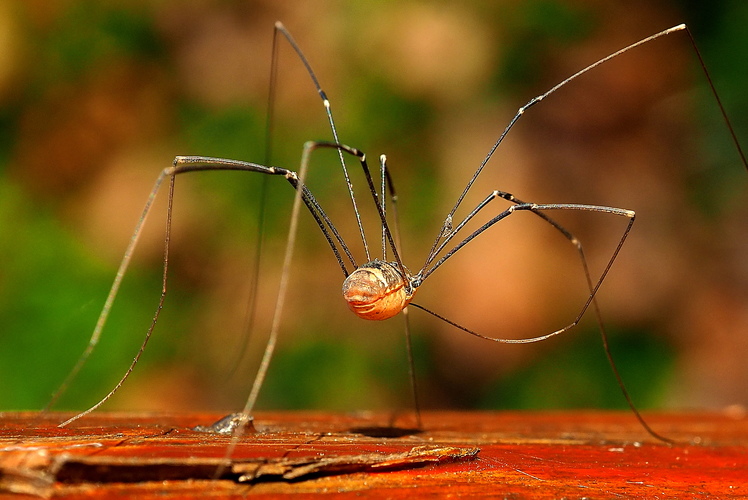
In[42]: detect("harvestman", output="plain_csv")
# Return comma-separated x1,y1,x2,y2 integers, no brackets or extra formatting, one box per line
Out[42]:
46,22,746,446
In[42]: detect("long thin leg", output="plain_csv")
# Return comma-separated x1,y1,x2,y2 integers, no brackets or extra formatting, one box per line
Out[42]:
682,28,747,171
219,141,320,473
412,194,672,443
590,289,674,444
380,153,421,428
274,22,371,261
236,142,317,417
264,29,421,427
307,141,409,282
224,18,285,380
52,153,355,425
43,168,172,414
415,199,635,343
425,24,748,266
382,158,403,253
380,154,387,260
401,307,422,429
429,192,671,443
57,168,177,426
407,23,747,442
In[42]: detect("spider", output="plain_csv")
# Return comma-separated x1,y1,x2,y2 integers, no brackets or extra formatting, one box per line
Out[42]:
46,21,746,448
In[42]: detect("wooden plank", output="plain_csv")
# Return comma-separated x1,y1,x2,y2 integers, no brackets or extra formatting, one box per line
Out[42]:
1,410,746,497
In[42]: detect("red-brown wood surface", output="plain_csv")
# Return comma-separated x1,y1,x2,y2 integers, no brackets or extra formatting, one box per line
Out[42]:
1,410,746,498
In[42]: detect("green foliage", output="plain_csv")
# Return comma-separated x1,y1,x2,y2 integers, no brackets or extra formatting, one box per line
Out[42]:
479,328,675,410
32,1,162,85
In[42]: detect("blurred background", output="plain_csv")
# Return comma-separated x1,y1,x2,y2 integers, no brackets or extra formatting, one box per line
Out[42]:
1,0,747,418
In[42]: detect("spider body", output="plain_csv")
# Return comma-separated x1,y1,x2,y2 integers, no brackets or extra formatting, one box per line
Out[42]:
342,259,415,321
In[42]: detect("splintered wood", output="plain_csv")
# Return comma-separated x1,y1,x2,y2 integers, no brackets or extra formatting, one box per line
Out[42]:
1,410,747,497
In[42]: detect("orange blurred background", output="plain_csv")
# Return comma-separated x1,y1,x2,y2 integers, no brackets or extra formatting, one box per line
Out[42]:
1,1,747,418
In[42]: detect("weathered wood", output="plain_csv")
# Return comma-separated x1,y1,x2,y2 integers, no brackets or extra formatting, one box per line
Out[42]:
1,410,746,497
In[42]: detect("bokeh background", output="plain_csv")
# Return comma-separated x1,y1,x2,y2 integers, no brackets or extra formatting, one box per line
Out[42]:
1,1,747,419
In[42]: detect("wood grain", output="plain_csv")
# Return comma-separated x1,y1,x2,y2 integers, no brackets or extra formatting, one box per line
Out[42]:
1,410,746,497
